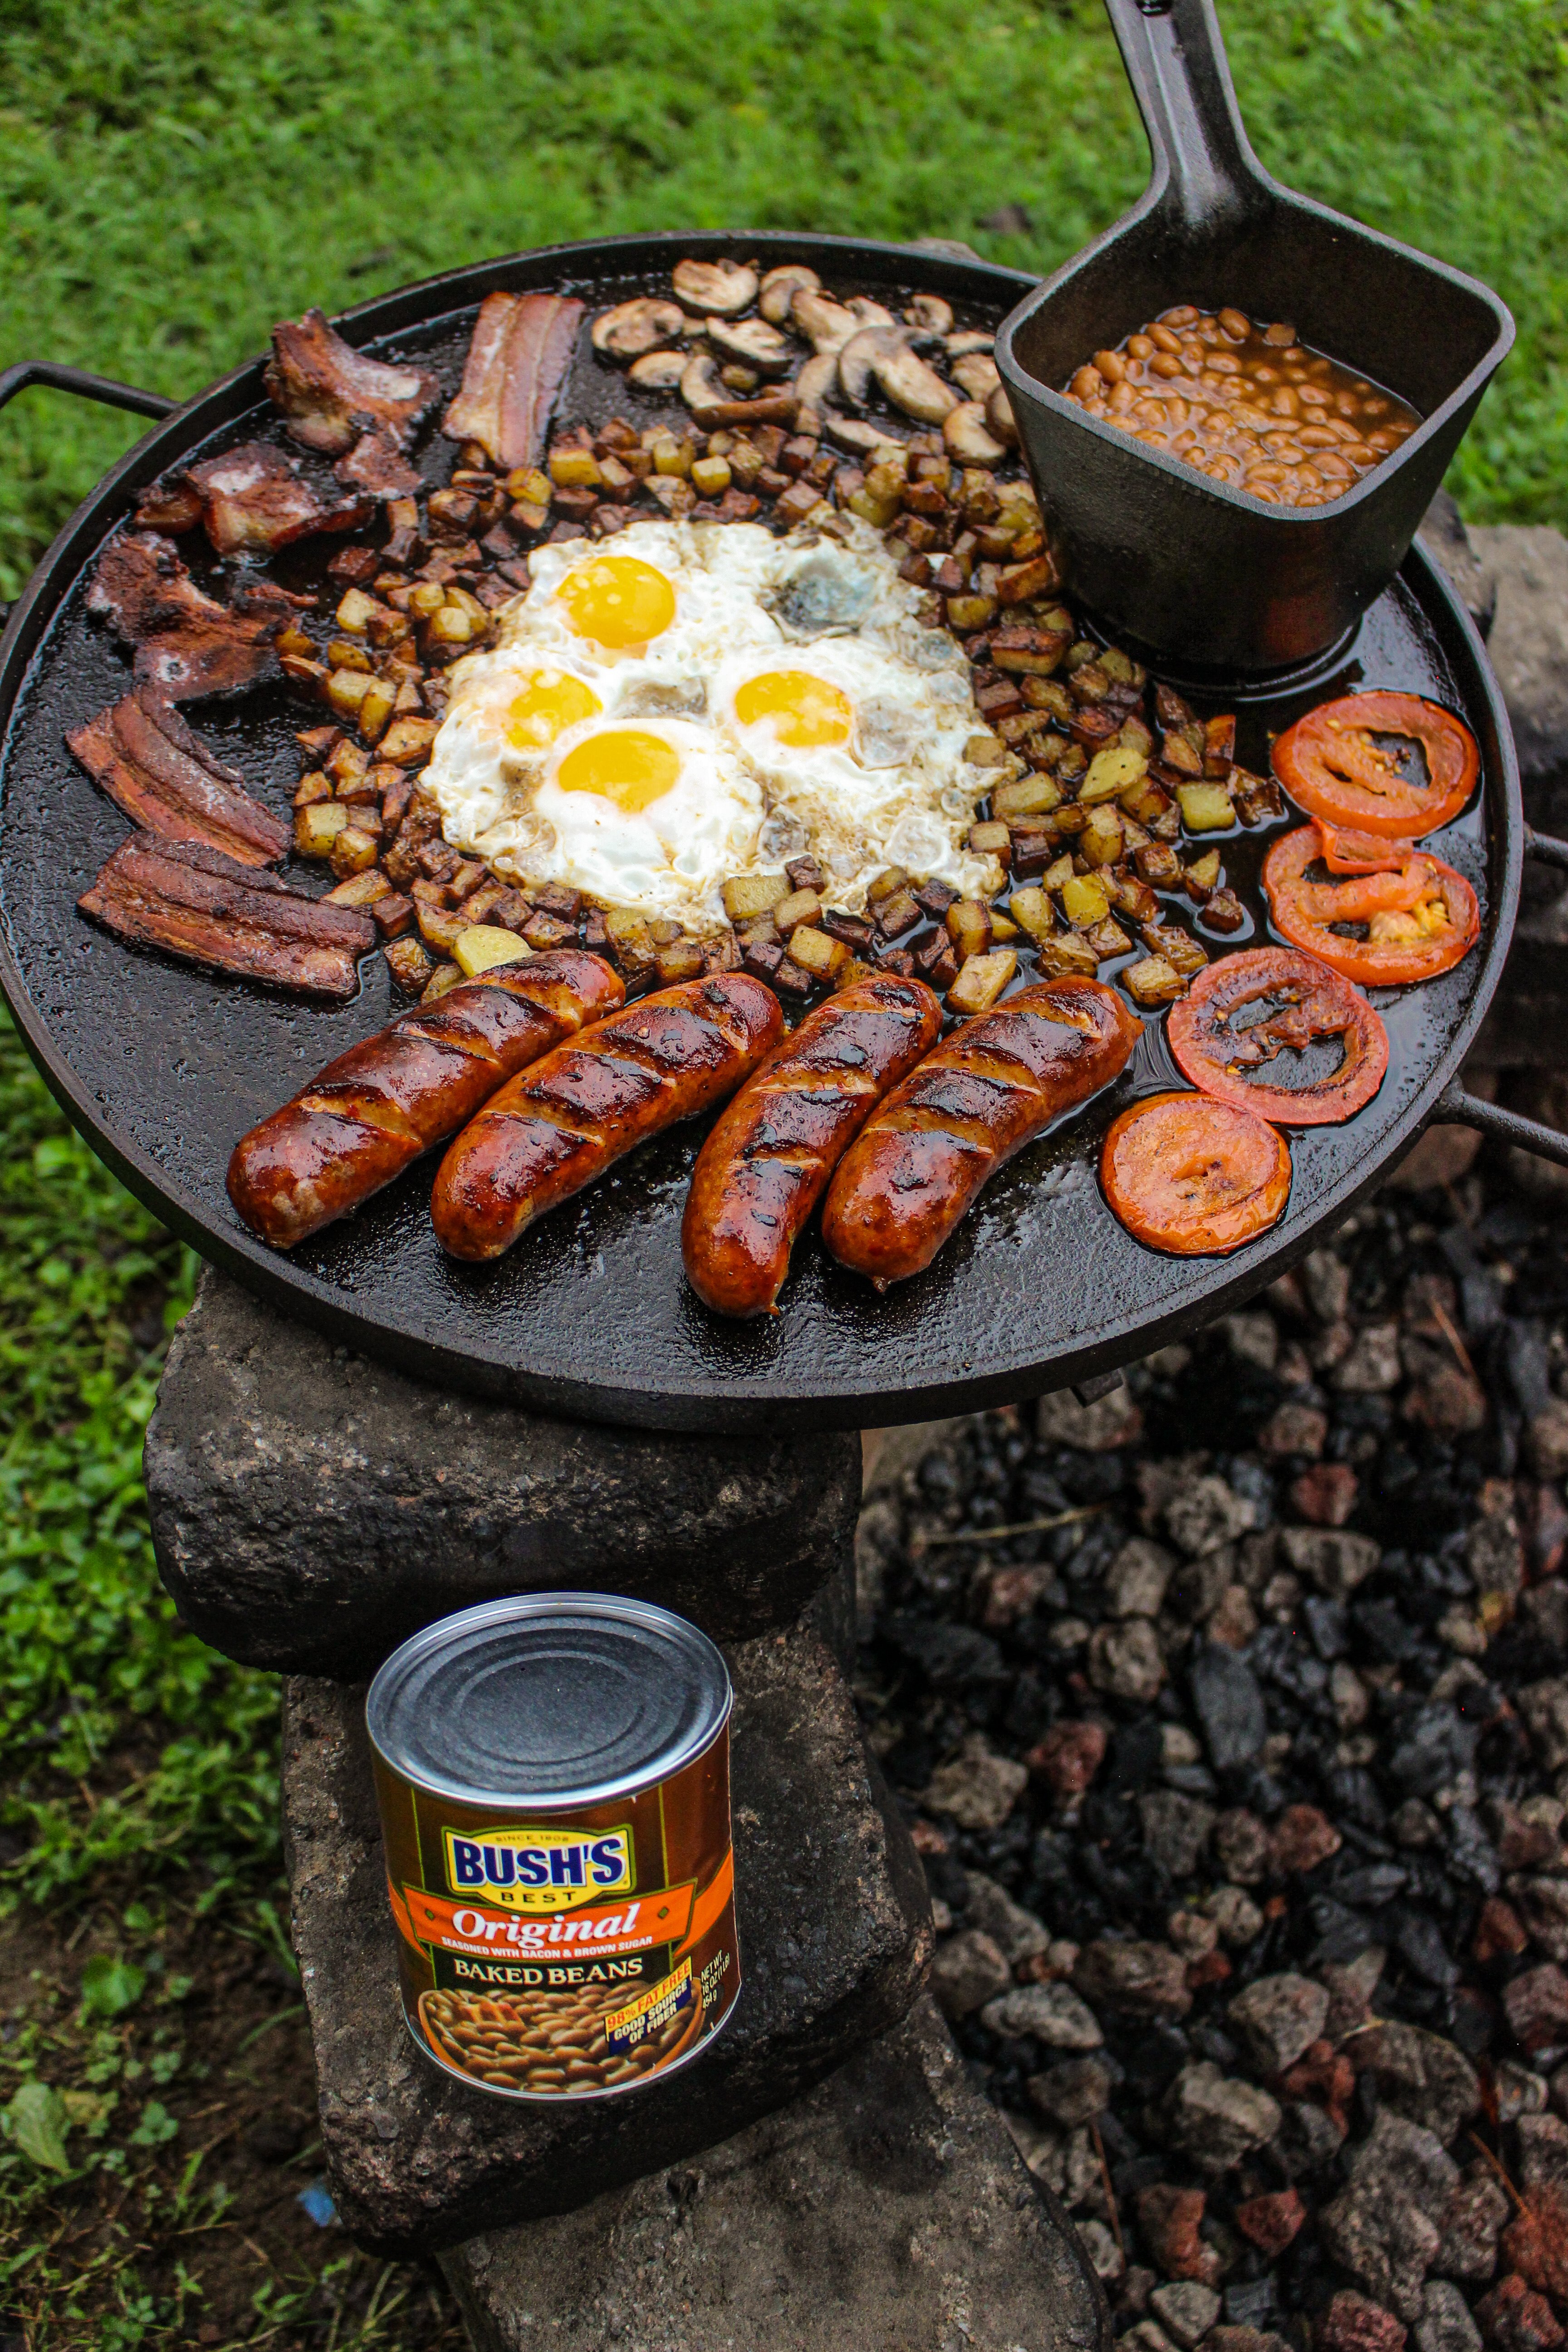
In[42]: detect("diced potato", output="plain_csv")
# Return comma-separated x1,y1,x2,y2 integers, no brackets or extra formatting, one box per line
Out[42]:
647,916,683,946
295,801,351,858
945,900,993,962
1177,784,1236,833
1008,886,1055,942
656,940,706,985
722,873,788,921
549,448,603,489
323,867,392,907
772,887,821,934
847,488,902,530
1042,853,1077,892
1122,955,1187,1008
330,824,381,879
294,769,333,808
358,678,397,745
446,586,488,624
455,924,534,977
1080,745,1148,805
788,926,850,980
325,667,376,718
990,911,1020,944
335,586,377,635
834,955,878,991
948,948,1017,1015
1184,850,1222,899
384,936,433,993
968,820,1011,858
1142,921,1209,977
378,717,439,767
1036,933,1099,978
946,594,999,632
418,902,471,955
1060,873,1110,928
651,436,692,478
605,906,653,943
866,867,907,907
1080,808,1125,868
875,888,921,939
964,733,1009,769
1134,840,1183,889
691,455,731,497
421,960,464,1003
1099,645,1144,686
426,605,475,648
1083,916,1132,960
505,466,553,506
994,773,1062,821
275,624,315,662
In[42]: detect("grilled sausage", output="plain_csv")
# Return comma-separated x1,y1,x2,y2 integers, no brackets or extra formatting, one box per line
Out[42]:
228,950,623,1249
821,976,1141,1287
431,971,784,1262
681,975,942,1318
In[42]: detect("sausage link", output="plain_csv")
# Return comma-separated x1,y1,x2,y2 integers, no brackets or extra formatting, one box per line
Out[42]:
431,971,784,1262
681,975,942,1318
227,949,622,1248
821,977,1140,1287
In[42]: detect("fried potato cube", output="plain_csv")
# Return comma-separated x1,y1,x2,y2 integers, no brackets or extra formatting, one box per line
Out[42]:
1142,921,1209,977
690,456,731,497
948,948,1018,1015
335,586,377,635
772,887,821,935
548,448,603,490
1080,807,1125,869
866,867,907,907
721,873,788,922
968,820,1011,858
1042,853,1076,892
1184,850,1223,900
295,801,351,858
329,824,381,879
455,924,533,977
1035,933,1099,978
294,769,333,808
358,678,397,745
384,936,433,993
1080,745,1148,805
323,867,392,908
325,667,377,719
1083,916,1132,960
946,594,999,632
787,925,849,980
1177,784,1236,833
1007,886,1055,943
656,940,706,985
1060,874,1110,928
1122,954,1188,1008
963,733,1009,769
421,960,464,1003
993,773,1062,822
945,900,993,962
379,717,439,768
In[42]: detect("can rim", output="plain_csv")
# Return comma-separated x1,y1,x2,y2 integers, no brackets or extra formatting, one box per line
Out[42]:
364,1591,734,1809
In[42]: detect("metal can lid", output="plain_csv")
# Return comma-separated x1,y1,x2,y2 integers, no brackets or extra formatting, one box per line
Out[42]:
364,1592,733,1810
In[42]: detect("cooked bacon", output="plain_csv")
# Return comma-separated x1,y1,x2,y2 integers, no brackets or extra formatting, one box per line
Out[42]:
442,293,584,470
132,480,204,534
79,833,374,999
67,687,289,867
179,443,372,557
264,309,438,458
334,428,421,500
86,532,283,701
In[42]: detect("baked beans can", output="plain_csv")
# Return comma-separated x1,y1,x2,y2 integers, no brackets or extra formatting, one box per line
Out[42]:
365,1592,739,2101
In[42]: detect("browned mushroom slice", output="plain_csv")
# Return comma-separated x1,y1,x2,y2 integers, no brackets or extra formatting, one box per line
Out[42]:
945,330,995,359
986,383,1020,448
822,411,906,459
847,296,898,328
79,832,375,999
679,353,798,428
943,401,1009,467
68,688,290,866
85,534,284,702
334,429,422,499
671,258,758,317
591,298,688,358
906,294,955,335
181,443,372,557
759,264,820,325
794,354,840,421
951,352,1001,402
265,309,438,457
442,293,586,470
627,350,689,392
789,289,861,355
704,315,794,377
838,327,959,424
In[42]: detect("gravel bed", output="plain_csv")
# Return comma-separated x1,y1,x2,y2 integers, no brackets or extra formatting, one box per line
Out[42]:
856,1161,1568,2352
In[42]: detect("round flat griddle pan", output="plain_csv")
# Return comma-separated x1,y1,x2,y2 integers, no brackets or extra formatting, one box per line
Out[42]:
0,233,1535,1432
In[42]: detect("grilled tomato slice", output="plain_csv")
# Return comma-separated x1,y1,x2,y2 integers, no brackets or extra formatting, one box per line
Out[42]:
1272,691,1478,839
1263,825,1480,989
1101,1091,1291,1256
1167,943,1388,1126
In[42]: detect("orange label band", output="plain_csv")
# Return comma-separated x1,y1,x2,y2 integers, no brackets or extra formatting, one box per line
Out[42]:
396,1877,696,1962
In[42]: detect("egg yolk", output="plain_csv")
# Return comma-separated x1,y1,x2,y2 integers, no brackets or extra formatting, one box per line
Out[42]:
555,729,681,815
554,556,676,648
734,670,854,750
505,670,602,749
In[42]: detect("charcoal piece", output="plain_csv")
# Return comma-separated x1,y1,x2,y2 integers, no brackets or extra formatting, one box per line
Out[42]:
146,1271,860,1673
1386,1704,1480,1798
1190,1641,1267,1769
441,1995,1108,2352
284,1618,933,2255
885,1616,1007,1690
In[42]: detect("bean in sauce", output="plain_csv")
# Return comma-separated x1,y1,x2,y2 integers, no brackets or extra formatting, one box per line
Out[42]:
420,1980,697,2096
1063,305,1420,506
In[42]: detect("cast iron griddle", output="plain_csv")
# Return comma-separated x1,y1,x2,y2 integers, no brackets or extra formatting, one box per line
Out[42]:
0,235,1520,1433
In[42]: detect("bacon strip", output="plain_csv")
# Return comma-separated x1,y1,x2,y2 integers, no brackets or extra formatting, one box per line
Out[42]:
181,443,372,557
86,533,283,701
333,428,421,500
442,293,584,470
79,834,374,999
67,688,289,867
265,309,439,458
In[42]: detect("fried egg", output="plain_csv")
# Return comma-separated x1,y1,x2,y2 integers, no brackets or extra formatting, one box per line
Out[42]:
425,514,1001,931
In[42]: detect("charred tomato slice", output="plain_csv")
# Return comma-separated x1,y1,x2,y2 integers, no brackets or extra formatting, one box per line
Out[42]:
1166,944,1388,1126
1272,691,1478,839
1263,826,1480,989
1101,1091,1291,1256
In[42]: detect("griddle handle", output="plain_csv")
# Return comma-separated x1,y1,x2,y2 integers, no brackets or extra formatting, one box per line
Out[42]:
1525,826,1568,872
0,361,177,423
1103,0,1272,236
1432,1081,1568,1171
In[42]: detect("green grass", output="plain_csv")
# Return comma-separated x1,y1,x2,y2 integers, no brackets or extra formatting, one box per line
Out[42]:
0,0,1567,602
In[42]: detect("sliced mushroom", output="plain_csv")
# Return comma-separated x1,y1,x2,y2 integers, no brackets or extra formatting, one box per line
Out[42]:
838,326,959,424
906,293,954,335
704,314,794,377
944,400,1009,467
680,352,798,426
822,411,907,459
628,349,690,391
951,352,1001,402
790,289,862,355
760,264,820,326
847,296,898,328
837,326,904,408
794,353,841,419
946,330,995,359
985,383,1020,448
591,298,688,359
671,258,758,318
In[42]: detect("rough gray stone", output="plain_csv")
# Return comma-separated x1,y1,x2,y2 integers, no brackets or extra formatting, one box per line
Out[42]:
1517,2109,1568,2190
1279,1526,1382,1598
1431,2162,1510,2284
1106,1539,1176,1619
1086,1618,1166,1702
1151,2283,1223,2350
147,1269,859,1676
923,1735,1029,1831
1418,493,1497,635
1138,1791,1217,1879
1073,1940,1192,2021
441,1994,1110,2352
1165,1475,1257,1559
283,1618,932,2256
930,1930,1011,2021
1320,2112,1459,2322
1355,2022,1481,2145
1037,1386,1142,1453
1190,1643,1267,1770
1416,2278,1484,2352
1519,1679,1568,1772
1226,1974,1330,2075
964,1872,1051,1967
980,1982,1104,2051
1029,2057,1115,2128
1160,2062,1280,2174
1273,2098,1347,2180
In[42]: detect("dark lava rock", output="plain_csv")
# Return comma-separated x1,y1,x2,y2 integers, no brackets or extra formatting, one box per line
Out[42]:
283,1617,932,2254
441,1994,1111,2352
1190,1642,1267,1770
147,1270,859,1675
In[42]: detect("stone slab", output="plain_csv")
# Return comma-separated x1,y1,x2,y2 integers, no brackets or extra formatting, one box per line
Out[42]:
282,1616,933,2257
146,1270,861,1677
441,1994,1109,2352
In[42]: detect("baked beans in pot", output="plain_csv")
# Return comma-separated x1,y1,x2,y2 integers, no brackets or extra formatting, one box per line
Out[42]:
367,1593,738,2102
